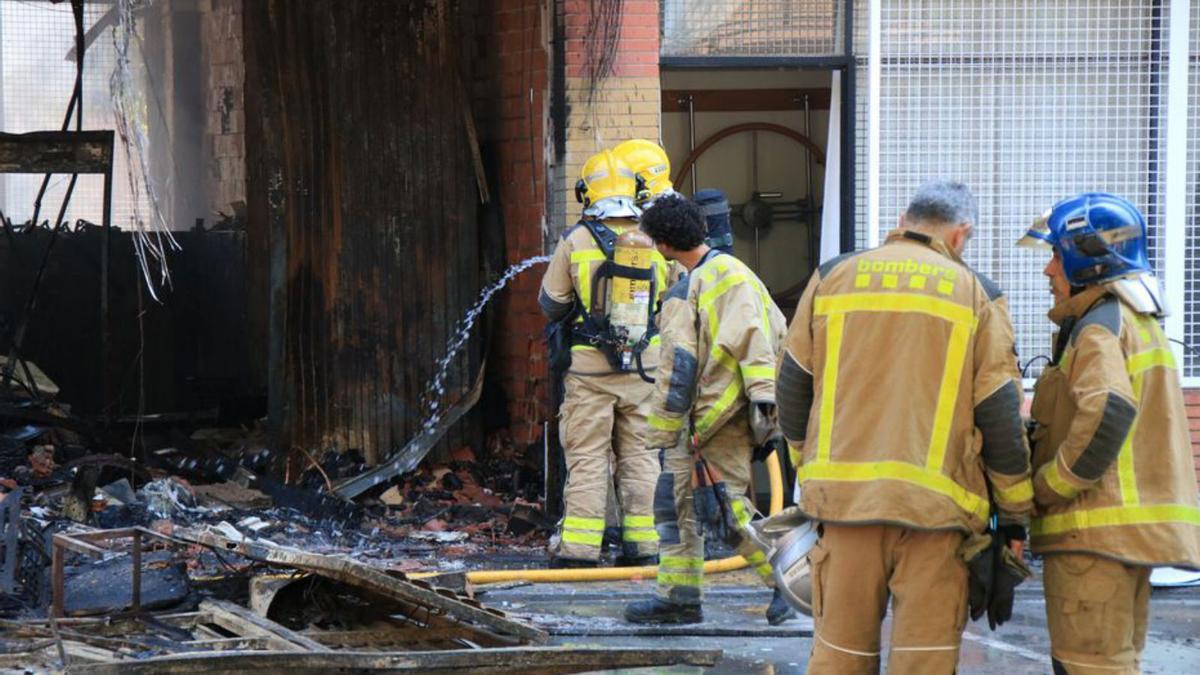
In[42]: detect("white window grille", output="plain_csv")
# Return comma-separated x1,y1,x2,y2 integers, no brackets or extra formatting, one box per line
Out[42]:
0,0,149,229
662,0,842,57
855,1,1176,378
1184,3,1200,379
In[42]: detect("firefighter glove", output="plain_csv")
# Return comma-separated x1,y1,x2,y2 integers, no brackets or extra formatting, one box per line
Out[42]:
960,531,994,623
749,401,779,447
988,541,1033,630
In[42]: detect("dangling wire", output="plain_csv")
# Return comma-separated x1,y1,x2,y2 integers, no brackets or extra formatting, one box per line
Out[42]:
110,0,182,302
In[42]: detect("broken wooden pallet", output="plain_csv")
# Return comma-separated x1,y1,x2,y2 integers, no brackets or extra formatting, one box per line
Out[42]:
182,529,547,644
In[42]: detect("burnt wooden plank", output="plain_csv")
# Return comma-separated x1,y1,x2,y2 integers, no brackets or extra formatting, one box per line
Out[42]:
197,600,331,653
68,646,723,674
0,131,114,175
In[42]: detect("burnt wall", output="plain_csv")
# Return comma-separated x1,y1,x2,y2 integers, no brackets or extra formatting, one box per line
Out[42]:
243,1,483,464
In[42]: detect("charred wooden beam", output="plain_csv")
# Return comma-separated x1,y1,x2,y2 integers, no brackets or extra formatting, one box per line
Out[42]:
0,131,114,176
68,646,723,674
197,600,330,653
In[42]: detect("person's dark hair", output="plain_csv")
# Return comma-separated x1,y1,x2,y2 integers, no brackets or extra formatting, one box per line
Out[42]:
640,194,706,250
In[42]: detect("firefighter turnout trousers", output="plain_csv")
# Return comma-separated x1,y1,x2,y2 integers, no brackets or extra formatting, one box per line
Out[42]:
653,418,775,605
807,523,968,675
556,371,659,561
1043,553,1151,674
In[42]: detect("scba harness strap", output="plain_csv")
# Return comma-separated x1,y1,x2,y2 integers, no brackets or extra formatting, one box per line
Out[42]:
571,219,660,376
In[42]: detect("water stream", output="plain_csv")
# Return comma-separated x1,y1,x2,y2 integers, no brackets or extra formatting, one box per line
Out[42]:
421,256,551,434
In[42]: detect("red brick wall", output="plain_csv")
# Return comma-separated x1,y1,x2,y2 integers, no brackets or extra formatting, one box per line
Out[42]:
478,0,551,446
1185,389,1200,485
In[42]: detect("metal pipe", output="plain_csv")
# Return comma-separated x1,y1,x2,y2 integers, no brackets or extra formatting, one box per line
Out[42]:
684,94,698,194
804,94,817,271
131,530,142,612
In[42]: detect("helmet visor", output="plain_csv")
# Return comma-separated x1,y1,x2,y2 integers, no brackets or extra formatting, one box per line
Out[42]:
1016,210,1054,249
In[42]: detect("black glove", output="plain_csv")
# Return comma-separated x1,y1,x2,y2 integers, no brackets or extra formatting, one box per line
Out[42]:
965,540,994,623
987,524,1031,629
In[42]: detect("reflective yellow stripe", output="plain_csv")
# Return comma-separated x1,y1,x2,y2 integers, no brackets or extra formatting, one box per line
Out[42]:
730,499,752,527
1042,460,1079,500
570,249,607,310
623,529,659,543
624,515,656,528
660,556,704,570
926,321,971,472
741,364,775,381
1126,347,1176,375
698,273,748,312
695,379,740,436
814,292,976,327
797,460,990,521
713,346,738,372
1118,372,1145,506
564,516,605,530
649,413,684,431
659,572,704,587
652,251,669,295
649,334,661,346
994,479,1033,505
817,313,845,462
745,550,768,565
1032,504,1200,537
754,563,774,579
570,344,597,352
561,531,603,546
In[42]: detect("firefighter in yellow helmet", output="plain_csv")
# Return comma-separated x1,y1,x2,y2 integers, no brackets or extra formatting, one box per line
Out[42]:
778,180,1033,673
613,139,675,207
1018,193,1200,674
539,149,676,567
623,194,793,626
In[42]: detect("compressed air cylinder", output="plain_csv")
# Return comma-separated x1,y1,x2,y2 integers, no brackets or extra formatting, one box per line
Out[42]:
608,229,656,369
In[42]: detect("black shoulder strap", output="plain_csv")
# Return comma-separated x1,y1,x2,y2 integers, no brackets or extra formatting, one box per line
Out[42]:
581,219,618,259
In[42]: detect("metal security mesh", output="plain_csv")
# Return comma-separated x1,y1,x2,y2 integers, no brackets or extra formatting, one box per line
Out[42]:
855,1,1169,373
0,0,149,228
1185,6,1200,378
661,0,842,57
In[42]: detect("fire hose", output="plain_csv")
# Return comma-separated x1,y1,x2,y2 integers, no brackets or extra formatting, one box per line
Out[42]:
419,449,785,585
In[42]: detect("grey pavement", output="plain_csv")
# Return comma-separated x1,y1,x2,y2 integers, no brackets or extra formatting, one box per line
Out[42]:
479,570,1200,674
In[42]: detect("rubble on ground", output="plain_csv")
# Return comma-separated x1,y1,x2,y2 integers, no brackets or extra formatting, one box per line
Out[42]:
0,392,686,671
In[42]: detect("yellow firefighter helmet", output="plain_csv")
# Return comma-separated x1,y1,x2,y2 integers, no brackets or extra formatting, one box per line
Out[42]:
575,150,640,220
614,139,674,205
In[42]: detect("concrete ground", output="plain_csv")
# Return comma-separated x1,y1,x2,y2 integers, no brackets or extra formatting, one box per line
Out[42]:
479,569,1200,674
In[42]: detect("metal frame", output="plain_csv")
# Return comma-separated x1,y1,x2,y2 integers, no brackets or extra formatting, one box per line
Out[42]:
658,1,859,254
1164,0,1190,377
51,526,159,618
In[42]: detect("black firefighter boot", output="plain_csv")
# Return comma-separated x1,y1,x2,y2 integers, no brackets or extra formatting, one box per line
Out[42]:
624,597,703,625
766,587,796,626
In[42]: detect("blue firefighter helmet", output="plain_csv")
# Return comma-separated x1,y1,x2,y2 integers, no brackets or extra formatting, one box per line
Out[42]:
1017,192,1151,286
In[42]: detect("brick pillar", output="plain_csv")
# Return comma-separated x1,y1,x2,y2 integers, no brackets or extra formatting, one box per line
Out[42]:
1186,389,1200,484
201,0,246,214
559,0,661,235
480,0,552,447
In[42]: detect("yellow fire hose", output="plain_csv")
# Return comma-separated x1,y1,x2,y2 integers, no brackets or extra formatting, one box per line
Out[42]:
415,450,785,585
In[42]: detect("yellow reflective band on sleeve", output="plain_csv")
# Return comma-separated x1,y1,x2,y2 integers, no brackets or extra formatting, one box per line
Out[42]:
623,529,660,543
1118,372,1145,506
652,253,669,297
814,292,976,327
797,460,991,521
570,249,607,310
624,515,656,528
926,321,971,472
561,531,603,546
730,499,753,527
741,364,776,381
695,379,741,437
649,334,661,346
649,413,685,431
564,516,606,530
660,556,705,570
1127,347,1176,375
817,313,845,463
745,549,768,565
1042,460,1080,500
1031,504,1200,537
754,562,775,579
994,479,1033,505
570,344,597,352
713,346,737,372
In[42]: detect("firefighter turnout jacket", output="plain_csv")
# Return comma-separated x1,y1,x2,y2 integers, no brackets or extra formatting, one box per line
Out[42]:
778,229,1033,533
1029,285,1200,567
540,218,674,375
643,250,788,450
